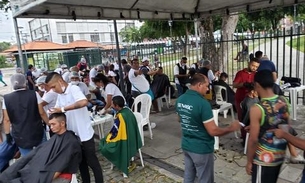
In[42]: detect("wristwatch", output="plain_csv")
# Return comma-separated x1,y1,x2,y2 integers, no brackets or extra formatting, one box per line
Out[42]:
61,107,66,113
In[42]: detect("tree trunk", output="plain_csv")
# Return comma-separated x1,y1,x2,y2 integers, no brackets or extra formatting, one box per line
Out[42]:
199,17,217,62
216,14,239,71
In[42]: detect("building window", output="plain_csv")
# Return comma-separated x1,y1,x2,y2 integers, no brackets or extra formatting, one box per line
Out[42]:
68,34,74,42
90,34,100,43
62,35,67,43
100,33,105,42
57,22,66,33
110,33,114,43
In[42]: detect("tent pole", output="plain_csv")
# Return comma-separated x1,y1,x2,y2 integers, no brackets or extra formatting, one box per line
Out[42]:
113,20,125,95
194,18,199,62
13,18,25,73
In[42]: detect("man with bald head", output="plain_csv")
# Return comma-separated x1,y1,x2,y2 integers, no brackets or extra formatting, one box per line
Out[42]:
176,73,241,183
45,72,104,183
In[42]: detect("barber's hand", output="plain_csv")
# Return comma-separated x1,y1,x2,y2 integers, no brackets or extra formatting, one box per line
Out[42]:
48,107,64,114
99,108,106,115
230,120,242,131
243,82,252,88
6,133,13,145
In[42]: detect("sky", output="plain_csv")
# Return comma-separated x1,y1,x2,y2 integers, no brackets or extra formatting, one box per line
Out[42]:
0,10,30,44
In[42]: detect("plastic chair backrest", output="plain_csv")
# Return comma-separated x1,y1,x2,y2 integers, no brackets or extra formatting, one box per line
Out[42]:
133,112,144,145
133,94,152,119
214,85,227,102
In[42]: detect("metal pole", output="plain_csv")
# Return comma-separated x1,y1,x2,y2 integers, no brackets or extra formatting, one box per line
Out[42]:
294,4,297,34
194,19,199,62
113,20,125,95
13,18,25,72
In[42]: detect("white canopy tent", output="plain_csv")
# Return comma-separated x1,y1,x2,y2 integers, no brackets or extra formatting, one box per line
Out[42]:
10,0,305,20
10,0,304,93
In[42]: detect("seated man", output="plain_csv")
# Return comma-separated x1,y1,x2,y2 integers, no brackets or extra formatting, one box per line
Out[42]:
151,67,171,99
99,96,142,176
83,77,105,111
234,40,248,61
0,113,82,183
213,72,235,107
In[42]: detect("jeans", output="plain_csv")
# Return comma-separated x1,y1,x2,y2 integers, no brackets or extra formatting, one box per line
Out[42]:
18,130,47,157
183,150,214,183
79,136,104,183
87,99,105,110
300,166,305,183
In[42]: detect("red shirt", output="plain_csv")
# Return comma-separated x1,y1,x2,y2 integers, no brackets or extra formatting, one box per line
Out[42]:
233,68,256,103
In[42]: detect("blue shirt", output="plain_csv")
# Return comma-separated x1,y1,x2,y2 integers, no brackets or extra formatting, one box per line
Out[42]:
257,60,276,72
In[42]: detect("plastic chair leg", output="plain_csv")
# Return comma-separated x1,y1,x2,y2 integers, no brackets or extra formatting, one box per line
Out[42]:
138,149,145,167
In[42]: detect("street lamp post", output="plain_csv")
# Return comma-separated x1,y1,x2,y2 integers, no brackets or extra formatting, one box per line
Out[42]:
94,30,100,64
168,20,173,38
108,23,114,61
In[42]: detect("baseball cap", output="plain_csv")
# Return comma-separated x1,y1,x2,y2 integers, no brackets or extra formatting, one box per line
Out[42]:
142,57,149,62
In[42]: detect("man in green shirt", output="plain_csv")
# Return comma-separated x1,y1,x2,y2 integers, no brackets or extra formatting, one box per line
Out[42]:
176,73,241,183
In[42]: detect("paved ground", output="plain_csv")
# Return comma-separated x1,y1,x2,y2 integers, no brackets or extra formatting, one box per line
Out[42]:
1,68,305,183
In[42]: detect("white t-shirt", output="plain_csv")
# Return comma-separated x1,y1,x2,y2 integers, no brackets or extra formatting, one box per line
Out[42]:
174,63,188,84
42,90,58,113
89,68,97,86
88,85,97,100
128,68,149,92
105,83,124,99
108,71,117,77
55,84,94,142
2,90,42,109
76,82,90,96
114,63,120,71
207,70,215,84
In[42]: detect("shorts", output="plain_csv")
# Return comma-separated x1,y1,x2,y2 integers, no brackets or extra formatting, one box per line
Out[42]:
251,164,282,183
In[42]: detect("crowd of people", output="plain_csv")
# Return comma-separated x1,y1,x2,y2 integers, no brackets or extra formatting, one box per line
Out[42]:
0,55,172,182
0,51,304,183
175,51,305,183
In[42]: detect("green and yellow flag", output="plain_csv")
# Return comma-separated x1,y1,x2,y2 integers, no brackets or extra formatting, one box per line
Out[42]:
99,108,143,175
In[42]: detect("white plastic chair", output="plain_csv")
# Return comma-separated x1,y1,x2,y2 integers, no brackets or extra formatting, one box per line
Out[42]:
157,86,171,112
214,85,227,104
132,94,153,139
133,112,145,167
214,85,229,118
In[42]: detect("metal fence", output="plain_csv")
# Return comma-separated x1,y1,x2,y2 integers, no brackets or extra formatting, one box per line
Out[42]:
127,26,305,103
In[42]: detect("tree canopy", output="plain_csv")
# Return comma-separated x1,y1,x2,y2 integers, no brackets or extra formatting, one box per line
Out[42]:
0,41,11,52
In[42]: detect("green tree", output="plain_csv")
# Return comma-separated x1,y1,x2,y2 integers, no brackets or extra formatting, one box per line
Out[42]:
0,41,11,52
0,55,7,68
119,26,142,43
0,0,10,11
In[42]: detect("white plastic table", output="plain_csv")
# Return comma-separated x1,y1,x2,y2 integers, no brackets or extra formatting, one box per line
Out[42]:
283,85,305,120
91,114,114,139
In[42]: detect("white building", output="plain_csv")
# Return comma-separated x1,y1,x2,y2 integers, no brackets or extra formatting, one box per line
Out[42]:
28,19,138,45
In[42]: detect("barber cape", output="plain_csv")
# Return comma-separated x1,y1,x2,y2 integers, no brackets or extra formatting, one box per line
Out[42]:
0,131,82,183
99,107,142,175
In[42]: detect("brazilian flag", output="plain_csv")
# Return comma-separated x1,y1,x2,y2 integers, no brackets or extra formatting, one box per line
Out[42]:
99,108,143,175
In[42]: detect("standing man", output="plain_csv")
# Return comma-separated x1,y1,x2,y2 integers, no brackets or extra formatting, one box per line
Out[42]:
2,73,49,156
140,57,158,84
199,60,219,84
27,64,36,90
174,57,189,97
233,58,260,122
246,70,289,183
176,73,241,183
45,72,104,183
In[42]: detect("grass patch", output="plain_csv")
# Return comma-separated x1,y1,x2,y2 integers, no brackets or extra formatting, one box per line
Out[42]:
286,36,305,52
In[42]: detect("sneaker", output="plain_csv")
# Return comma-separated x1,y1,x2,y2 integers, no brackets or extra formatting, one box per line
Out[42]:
128,162,137,173
290,155,305,163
